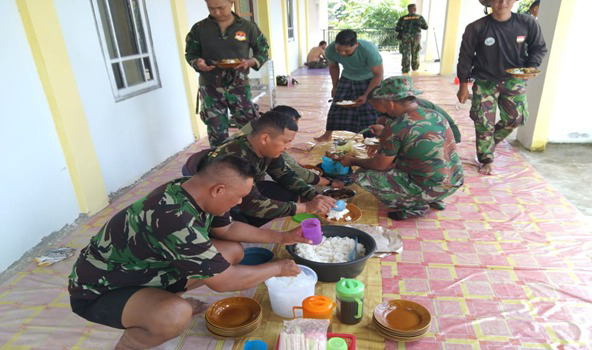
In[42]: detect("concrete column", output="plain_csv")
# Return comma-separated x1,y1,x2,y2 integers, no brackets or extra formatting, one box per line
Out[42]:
17,0,108,214
440,0,462,75
171,0,207,140
516,0,577,150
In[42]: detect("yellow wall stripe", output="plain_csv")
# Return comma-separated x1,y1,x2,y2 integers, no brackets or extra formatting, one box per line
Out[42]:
257,0,273,59
171,0,207,140
17,0,108,214
440,0,462,75
528,0,576,150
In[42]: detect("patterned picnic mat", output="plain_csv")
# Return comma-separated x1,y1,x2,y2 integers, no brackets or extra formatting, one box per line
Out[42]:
0,73,590,349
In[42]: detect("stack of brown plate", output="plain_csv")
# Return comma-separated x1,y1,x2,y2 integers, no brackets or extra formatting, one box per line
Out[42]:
372,300,431,342
205,297,262,338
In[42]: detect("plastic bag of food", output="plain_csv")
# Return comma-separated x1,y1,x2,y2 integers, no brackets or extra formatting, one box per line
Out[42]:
34,247,76,267
278,318,329,350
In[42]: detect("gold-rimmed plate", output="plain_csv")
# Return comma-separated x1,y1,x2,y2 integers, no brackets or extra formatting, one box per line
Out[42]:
216,58,243,69
302,164,323,176
373,300,431,333
320,203,362,224
505,67,540,79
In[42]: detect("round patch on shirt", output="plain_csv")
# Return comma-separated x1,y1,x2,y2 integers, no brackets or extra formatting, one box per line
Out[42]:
484,37,495,46
235,31,247,41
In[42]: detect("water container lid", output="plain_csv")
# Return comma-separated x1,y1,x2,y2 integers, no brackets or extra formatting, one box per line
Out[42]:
302,295,334,313
336,278,365,297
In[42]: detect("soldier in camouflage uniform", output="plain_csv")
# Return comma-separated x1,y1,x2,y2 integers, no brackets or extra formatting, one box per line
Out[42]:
395,4,428,73
186,0,269,147
225,105,344,188
68,156,307,349
339,77,464,220
194,111,335,226
457,0,547,174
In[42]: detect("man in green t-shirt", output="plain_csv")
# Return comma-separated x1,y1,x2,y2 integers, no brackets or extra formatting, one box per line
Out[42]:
314,29,384,142
339,77,464,220
185,0,269,147
68,156,308,349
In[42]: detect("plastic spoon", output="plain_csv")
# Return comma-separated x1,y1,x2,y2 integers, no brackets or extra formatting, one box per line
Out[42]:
349,236,358,261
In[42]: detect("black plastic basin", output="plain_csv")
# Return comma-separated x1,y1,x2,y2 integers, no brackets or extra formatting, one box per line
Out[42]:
286,225,376,282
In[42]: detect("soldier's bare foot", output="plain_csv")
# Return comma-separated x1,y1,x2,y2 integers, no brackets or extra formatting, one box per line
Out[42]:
185,297,207,315
314,132,332,142
479,163,493,175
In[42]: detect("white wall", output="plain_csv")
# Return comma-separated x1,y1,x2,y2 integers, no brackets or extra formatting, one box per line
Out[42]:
0,1,80,271
55,0,195,193
424,0,446,62
270,0,288,76
287,1,301,73
452,0,488,75
546,0,591,143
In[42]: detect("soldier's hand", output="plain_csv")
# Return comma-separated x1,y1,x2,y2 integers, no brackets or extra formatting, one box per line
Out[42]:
355,95,367,106
330,180,345,189
369,124,384,136
196,58,215,71
457,83,470,103
235,58,256,71
281,226,312,245
367,144,379,157
306,195,336,215
331,86,337,98
339,155,355,167
275,259,300,277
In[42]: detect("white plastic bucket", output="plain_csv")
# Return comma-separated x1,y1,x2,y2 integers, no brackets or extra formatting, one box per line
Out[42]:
264,264,317,318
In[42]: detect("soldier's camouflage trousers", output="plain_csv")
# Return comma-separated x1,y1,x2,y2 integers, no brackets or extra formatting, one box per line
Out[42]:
198,84,259,147
305,60,328,69
470,79,528,164
400,35,421,73
354,167,462,218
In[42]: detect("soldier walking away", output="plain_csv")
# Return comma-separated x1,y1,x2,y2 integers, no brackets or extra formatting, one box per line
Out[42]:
457,0,547,175
186,0,269,147
395,4,428,74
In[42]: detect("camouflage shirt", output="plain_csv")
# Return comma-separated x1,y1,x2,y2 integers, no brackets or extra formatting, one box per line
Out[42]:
225,122,321,184
185,12,269,87
68,178,231,300
378,107,464,189
395,14,428,38
204,136,318,218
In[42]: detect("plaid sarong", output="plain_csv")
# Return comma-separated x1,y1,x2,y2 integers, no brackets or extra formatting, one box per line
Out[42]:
326,77,378,133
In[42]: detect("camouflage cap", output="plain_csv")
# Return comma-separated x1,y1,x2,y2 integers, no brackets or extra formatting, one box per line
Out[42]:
371,76,423,101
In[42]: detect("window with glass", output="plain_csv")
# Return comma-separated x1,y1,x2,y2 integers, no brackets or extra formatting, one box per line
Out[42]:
287,0,294,40
233,0,255,22
91,0,160,100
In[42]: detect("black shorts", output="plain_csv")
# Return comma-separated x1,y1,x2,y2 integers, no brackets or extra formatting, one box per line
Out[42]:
70,278,187,329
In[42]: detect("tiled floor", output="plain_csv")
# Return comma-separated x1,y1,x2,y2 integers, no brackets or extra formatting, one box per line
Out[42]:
1,70,591,349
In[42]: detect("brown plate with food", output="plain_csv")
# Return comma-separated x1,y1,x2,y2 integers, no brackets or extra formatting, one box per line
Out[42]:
302,164,323,176
322,188,356,201
505,67,540,79
216,58,243,69
321,203,362,224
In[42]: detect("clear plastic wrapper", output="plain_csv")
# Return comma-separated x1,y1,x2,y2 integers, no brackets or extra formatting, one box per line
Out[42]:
277,318,329,350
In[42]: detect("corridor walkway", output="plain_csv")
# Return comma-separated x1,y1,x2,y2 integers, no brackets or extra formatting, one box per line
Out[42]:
0,72,590,349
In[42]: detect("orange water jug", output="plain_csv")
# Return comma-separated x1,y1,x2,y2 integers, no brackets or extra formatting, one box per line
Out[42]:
292,295,335,324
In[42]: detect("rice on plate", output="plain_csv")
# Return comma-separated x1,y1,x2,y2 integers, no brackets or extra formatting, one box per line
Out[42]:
295,236,366,263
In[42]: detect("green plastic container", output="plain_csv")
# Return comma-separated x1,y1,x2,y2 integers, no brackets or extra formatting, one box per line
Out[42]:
326,337,348,350
335,278,365,325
